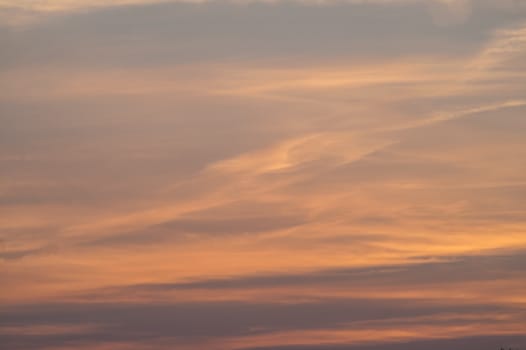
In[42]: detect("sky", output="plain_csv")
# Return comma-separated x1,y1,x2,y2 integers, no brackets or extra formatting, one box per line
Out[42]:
1,0,526,349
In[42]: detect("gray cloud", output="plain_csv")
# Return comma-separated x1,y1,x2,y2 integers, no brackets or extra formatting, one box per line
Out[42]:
94,251,526,293
241,334,526,350
83,214,307,247
2,1,525,70
2,298,522,350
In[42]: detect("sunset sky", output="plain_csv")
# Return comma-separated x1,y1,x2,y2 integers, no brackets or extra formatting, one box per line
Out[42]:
1,1,526,349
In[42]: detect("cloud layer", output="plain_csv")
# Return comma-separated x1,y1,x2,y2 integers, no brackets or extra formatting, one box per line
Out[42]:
1,0,526,349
